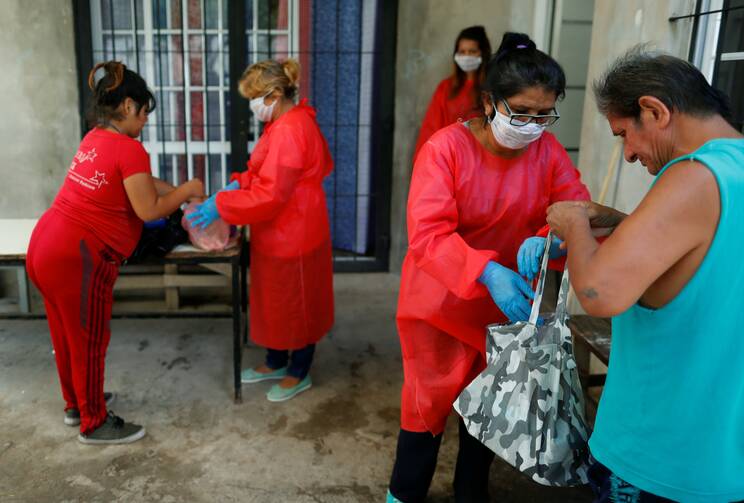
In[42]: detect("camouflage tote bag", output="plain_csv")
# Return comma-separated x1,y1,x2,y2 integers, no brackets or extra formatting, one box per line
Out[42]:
454,234,591,486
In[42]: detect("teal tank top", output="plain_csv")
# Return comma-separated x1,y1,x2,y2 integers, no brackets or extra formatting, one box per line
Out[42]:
589,139,744,502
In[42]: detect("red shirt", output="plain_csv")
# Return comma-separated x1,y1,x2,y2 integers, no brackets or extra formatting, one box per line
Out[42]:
414,77,481,159
52,128,151,257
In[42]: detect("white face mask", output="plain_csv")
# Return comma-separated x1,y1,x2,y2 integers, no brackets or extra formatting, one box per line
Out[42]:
249,92,277,122
454,54,482,73
488,100,546,150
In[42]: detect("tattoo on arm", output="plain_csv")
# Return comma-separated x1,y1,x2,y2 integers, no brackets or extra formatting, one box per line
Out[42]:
581,288,598,299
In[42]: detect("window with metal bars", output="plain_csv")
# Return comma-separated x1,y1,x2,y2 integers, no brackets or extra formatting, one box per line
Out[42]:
87,0,297,191
687,0,744,131
73,0,397,271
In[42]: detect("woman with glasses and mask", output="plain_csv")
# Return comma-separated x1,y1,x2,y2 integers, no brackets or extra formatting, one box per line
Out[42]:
188,59,334,402
413,26,492,161
386,33,590,503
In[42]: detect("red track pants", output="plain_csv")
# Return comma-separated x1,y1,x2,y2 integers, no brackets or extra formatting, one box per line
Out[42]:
26,210,121,434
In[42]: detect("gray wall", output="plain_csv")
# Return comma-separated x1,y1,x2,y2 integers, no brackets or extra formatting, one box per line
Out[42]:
577,0,696,212
0,0,80,297
0,0,81,219
389,0,542,272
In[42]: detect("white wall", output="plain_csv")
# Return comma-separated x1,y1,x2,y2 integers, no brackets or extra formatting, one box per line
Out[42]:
577,0,697,212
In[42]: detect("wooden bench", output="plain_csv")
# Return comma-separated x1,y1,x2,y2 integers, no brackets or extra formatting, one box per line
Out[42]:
568,315,611,422
568,315,611,388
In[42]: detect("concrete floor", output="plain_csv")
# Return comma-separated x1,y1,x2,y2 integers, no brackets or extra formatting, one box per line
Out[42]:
0,273,593,503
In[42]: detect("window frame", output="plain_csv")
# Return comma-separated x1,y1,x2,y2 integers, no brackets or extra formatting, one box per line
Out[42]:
689,0,744,131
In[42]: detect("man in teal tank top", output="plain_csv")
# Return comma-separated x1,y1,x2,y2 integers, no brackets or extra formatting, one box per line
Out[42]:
546,47,744,502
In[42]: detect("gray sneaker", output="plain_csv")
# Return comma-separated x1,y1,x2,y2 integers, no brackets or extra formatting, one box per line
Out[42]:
64,392,116,426
78,412,146,445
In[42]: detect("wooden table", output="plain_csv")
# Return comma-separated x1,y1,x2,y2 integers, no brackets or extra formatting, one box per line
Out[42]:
0,219,249,403
0,219,37,313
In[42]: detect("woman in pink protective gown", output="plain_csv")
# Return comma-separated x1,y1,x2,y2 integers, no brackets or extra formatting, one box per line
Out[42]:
386,32,591,503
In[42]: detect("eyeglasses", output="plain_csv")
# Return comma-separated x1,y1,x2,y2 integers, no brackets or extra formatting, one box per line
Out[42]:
499,98,560,126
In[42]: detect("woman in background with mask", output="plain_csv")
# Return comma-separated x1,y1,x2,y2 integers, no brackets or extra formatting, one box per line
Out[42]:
413,26,491,160
188,59,334,402
386,33,590,503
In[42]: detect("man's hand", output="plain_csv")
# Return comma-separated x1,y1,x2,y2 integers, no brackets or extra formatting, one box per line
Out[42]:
546,201,590,241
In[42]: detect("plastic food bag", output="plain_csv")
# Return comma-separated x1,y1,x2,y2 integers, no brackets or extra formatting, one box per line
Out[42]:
181,202,231,251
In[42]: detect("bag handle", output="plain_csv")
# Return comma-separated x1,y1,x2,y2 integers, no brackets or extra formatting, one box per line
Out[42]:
555,266,571,326
528,232,553,325
528,232,572,326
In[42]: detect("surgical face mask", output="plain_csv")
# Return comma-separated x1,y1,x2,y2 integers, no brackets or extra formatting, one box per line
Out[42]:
488,101,546,150
249,92,277,122
454,54,482,73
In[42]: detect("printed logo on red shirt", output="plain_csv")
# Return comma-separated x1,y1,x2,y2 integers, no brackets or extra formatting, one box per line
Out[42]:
67,148,109,190
69,148,98,170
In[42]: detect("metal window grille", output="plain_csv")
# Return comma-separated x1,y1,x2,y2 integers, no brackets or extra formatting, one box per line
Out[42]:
75,0,397,271
89,0,299,192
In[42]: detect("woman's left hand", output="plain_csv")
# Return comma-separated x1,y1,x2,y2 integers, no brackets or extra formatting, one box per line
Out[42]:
546,201,590,241
517,235,565,280
186,193,220,229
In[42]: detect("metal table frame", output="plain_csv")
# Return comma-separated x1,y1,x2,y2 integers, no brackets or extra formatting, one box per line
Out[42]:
152,240,249,403
0,235,249,404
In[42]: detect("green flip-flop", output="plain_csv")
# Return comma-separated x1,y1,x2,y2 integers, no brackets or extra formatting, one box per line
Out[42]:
241,366,287,384
266,375,312,402
386,489,403,502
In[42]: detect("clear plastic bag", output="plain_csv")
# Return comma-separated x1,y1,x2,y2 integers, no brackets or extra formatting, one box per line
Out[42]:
181,202,231,251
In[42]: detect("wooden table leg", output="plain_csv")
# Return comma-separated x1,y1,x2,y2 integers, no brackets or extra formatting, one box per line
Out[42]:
16,266,30,313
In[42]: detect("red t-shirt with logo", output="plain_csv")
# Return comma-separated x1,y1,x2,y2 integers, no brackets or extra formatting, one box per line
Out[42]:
52,128,151,257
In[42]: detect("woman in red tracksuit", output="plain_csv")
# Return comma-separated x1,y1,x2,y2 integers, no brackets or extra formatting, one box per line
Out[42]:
26,62,205,445
386,33,591,502
188,59,334,403
413,26,492,161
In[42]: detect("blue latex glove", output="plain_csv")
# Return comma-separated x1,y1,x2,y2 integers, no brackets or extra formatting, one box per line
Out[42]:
220,180,240,192
186,193,220,229
517,236,565,281
478,261,535,323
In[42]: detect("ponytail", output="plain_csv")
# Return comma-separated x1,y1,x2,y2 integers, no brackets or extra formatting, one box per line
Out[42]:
88,61,124,93
86,60,156,127
282,59,301,89
238,58,301,100
484,32,565,102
